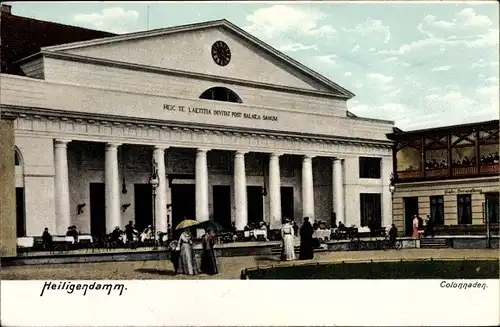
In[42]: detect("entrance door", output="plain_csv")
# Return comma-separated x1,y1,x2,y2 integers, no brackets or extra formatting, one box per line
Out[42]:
360,193,382,230
281,186,294,223
15,187,25,237
404,197,419,236
485,192,499,224
213,185,231,231
134,184,153,232
247,186,264,227
89,183,106,238
171,184,196,229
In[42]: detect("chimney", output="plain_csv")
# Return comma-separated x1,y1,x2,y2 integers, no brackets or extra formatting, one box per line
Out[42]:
1,4,12,14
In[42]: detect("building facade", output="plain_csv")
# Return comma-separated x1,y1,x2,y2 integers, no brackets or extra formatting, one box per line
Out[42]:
388,120,499,235
1,9,394,239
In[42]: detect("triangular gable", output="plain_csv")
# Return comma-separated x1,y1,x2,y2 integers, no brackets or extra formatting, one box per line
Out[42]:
41,19,354,98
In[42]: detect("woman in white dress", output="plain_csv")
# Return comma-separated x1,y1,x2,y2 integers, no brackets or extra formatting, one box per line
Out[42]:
177,229,199,275
281,219,295,261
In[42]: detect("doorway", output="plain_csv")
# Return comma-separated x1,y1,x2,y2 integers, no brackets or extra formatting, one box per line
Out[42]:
89,183,106,238
404,197,419,236
360,193,382,230
247,186,264,227
281,186,294,223
16,187,25,237
171,184,196,229
134,184,153,232
213,185,231,231
485,192,499,224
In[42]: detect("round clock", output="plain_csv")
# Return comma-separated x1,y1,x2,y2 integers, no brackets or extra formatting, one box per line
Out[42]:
211,40,231,66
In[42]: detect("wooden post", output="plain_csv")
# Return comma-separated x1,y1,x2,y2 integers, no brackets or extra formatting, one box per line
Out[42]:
447,134,452,178
421,137,425,178
475,129,480,175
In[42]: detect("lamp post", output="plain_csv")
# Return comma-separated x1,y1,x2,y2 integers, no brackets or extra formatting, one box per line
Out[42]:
150,160,159,249
389,173,396,227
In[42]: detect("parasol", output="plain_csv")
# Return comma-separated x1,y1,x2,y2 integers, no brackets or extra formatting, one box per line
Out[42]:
175,219,199,230
197,220,224,232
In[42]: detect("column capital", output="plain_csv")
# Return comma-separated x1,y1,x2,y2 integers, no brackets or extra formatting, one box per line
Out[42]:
269,152,283,159
303,154,315,160
153,145,169,152
54,139,71,147
106,142,122,149
235,150,248,156
333,157,343,163
197,148,210,154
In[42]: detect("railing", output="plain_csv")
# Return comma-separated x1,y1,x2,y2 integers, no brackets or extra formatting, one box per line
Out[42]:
452,166,478,177
425,168,448,178
397,163,499,181
480,163,500,174
397,170,423,179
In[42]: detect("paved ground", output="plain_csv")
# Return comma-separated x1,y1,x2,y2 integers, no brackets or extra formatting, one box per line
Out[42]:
1,248,498,280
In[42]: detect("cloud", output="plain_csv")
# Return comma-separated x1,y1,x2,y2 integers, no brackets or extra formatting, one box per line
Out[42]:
389,89,402,97
367,73,393,83
73,7,139,33
432,65,452,71
349,101,410,121
244,5,336,40
278,43,318,52
317,54,340,67
351,44,360,52
344,72,352,77
469,59,500,69
381,8,498,56
343,17,391,43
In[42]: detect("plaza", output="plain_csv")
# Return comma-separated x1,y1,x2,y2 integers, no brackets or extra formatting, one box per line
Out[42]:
1,248,498,280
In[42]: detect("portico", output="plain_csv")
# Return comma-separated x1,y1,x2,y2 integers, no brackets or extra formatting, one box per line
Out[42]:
1,18,394,240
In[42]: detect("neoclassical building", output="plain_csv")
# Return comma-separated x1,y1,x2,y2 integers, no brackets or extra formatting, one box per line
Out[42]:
1,6,394,240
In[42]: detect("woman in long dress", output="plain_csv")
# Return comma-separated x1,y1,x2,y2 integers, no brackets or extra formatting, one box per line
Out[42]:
281,220,295,261
412,215,420,239
177,228,199,275
299,217,314,260
200,228,218,275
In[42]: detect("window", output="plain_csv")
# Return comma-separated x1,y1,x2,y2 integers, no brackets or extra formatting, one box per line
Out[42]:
429,196,444,225
485,192,499,224
360,193,382,229
457,194,472,224
200,87,242,103
359,157,381,179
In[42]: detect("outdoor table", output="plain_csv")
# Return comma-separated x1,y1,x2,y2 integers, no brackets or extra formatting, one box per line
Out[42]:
244,229,268,240
313,229,332,240
16,237,34,248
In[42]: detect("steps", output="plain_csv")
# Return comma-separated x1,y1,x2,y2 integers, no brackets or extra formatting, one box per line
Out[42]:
420,237,449,249
270,245,327,255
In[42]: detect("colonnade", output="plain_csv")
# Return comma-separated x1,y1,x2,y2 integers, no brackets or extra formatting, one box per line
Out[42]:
53,139,345,234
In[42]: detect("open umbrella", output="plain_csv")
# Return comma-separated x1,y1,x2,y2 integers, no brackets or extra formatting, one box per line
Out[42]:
197,220,224,232
175,219,199,230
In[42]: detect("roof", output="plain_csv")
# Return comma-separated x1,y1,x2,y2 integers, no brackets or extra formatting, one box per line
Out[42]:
387,119,499,139
40,19,355,98
0,5,116,75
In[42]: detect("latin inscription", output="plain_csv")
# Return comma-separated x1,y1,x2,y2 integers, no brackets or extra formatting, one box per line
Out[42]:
163,104,278,122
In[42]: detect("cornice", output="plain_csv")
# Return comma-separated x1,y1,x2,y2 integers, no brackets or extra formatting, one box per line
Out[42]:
40,51,350,100
1,104,393,149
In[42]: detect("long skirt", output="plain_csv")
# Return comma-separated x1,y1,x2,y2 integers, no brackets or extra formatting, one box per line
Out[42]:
412,226,420,239
299,238,314,260
177,244,199,275
170,250,180,273
200,249,218,275
281,235,295,261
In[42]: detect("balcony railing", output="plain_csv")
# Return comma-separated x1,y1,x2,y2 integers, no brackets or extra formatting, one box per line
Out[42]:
397,163,499,181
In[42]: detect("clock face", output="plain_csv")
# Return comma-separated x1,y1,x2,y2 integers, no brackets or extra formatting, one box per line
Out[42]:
211,41,231,66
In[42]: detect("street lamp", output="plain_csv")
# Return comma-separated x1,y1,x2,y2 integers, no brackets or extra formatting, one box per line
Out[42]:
149,160,159,249
389,172,396,199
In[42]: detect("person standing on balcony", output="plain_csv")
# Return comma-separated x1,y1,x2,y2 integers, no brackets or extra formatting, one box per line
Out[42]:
412,215,420,239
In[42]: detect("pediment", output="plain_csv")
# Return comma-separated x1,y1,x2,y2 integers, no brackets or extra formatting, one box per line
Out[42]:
41,20,353,97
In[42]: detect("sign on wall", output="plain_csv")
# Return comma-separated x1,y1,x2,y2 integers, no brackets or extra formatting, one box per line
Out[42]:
444,188,482,195
163,104,279,122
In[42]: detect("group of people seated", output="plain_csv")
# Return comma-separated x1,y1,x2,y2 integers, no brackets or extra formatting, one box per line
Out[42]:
480,152,499,165
108,221,168,247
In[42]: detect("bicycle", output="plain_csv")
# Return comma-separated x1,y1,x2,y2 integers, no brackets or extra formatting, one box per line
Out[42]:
348,235,367,251
381,235,403,251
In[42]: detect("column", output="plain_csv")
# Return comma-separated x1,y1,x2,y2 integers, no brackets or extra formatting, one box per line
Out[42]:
302,155,315,222
105,142,121,233
333,158,345,225
195,148,209,222
153,146,168,233
234,150,248,230
54,139,71,235
268,153,282,229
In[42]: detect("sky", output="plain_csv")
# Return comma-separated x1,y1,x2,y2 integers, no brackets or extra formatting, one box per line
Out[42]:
6,1,499,130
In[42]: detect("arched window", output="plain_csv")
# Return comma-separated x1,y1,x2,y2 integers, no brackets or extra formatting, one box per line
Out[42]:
14,147,23,166
199,87,242,103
